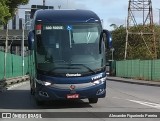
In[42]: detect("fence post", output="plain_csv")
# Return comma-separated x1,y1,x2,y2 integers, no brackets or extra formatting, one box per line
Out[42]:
151,59,153,81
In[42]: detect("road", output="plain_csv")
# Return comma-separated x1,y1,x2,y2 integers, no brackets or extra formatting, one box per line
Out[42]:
0,80,160,121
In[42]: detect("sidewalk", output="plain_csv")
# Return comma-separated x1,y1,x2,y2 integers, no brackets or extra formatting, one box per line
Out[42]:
107,76,160,87
0,75,29,92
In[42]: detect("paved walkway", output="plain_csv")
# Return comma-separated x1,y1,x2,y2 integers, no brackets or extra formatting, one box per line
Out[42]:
107,76,160,87
0,75,29,92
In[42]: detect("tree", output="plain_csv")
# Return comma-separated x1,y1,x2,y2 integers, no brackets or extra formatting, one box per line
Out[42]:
111,25,126,60
110,24,118,30
0,0,29,25
0,0,10,24
111,24,160,60
6,0,29,17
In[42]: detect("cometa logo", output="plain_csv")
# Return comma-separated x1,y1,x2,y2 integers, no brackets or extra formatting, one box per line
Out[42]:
66,73,81,77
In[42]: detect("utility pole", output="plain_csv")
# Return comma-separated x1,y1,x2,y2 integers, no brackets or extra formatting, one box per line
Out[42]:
22,21,31,76
22,23,25,76
159,9,160,25
157,8,160,25
111,48,115,61
125,0,156,59
4,24,8,79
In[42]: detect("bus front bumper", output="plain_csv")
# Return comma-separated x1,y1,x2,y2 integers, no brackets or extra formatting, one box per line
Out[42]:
35,82,106,101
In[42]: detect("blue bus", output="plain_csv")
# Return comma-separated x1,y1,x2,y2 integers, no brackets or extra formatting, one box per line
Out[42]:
28,9,112,105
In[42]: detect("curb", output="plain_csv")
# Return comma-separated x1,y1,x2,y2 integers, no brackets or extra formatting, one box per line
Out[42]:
5,75,29,85
0,75,29,92
7,81,29,90
107,77,160,87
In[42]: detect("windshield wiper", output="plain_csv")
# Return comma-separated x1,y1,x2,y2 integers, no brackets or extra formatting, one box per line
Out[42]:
52,60,66,63
46,66,79,74
68,64,96,74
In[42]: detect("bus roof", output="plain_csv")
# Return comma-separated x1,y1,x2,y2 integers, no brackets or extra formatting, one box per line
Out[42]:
34,9,101,23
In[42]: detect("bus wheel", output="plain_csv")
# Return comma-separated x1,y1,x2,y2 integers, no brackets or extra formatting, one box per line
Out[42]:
88,98,98,103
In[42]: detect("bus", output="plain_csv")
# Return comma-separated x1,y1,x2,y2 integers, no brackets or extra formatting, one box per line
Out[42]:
28,9,112,105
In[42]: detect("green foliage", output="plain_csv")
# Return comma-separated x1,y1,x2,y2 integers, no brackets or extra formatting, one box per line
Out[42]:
111,25,126,60
154,25,160,59
111,24,160,60
6,0,29,17
0,0,29,25
0,0,11,24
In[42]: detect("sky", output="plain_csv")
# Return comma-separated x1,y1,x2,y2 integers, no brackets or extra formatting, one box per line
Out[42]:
19,0,160,30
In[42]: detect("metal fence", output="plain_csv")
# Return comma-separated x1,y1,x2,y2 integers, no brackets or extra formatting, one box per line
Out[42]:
0,51,29,80
1,50,160,82
116,59,160,81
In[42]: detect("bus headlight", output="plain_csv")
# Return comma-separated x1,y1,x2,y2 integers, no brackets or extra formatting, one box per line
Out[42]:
93,77,106,85
44,82,52,86
35,78,52,86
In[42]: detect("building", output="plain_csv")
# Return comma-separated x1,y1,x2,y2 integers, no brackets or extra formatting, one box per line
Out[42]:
8,19,13,30
12,13,19,30
19,18,25,30
0,11,29,55
25,10,31,30
3,12,21,30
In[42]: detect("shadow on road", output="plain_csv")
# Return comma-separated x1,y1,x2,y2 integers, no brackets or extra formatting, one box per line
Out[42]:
0,90,92,110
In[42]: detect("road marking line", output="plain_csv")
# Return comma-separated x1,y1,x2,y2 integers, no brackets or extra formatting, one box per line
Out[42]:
128,99,160,110
111,97,160,110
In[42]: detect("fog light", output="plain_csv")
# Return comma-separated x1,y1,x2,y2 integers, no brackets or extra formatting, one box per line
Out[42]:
96,88,105,95
39,91,49,97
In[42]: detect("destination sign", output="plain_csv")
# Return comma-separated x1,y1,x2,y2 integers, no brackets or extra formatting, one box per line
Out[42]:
43,26,64,30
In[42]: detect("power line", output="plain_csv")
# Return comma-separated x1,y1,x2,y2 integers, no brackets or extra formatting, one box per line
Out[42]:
125,0,157,59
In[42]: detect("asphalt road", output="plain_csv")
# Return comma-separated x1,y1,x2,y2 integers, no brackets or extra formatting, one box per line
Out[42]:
0,80,160,121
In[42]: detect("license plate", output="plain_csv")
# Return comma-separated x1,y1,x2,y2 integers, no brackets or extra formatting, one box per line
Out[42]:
67,94,79,99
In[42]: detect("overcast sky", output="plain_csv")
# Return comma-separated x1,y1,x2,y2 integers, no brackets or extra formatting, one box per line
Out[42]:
19,0,160,30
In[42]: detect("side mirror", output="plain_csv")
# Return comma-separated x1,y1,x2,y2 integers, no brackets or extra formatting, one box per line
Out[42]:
99,30,112,54
103,30,112,49
28,31,34,50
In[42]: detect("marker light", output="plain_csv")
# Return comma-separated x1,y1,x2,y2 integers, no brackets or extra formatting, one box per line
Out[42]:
36,24,42,35
36,24,42,30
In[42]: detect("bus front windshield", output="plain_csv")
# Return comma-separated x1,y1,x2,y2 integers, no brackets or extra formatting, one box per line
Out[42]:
36,23,106,76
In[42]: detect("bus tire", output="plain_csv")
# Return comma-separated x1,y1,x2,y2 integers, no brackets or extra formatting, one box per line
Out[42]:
88,98,98,103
